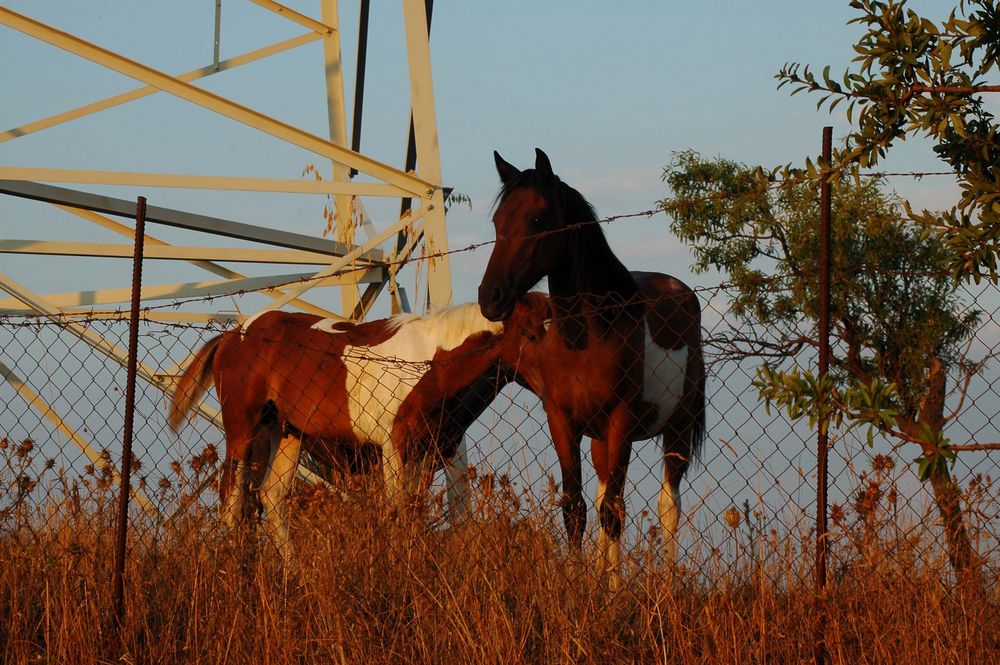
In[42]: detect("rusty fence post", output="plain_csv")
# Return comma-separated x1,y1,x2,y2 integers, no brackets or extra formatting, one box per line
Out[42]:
814,127,833,665
112,196,147,633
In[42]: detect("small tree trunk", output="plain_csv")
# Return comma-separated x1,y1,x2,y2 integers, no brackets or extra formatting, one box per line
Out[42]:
927,470,981,584
910,356,982,586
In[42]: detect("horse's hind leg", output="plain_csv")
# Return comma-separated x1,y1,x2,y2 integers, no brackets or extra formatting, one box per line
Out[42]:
218,407,266,528
220,458,248,529
244,424,272,520
658,466,682,566
660,439,690,570
262,433,302,568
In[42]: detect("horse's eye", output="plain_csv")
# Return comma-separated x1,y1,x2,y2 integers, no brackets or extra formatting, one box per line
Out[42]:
531,216,547,230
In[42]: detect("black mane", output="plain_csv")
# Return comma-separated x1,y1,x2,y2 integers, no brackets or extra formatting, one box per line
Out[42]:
494,168,598,225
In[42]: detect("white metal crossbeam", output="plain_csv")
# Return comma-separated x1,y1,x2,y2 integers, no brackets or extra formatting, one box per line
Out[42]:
0,6,437,198
0,267,384,310
55,206,337,319
0,180,385,261
0,240,346,265
254,207,426,313
0,32,321,144
249,0,336,36
0,167,406,197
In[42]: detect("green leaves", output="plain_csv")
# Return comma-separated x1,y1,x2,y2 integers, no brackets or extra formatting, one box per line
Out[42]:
754,366,898,443
776,0,1000,281
914,426,958,481
660,150,978,489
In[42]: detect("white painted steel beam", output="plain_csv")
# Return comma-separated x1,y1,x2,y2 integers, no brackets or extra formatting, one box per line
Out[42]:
0,33,321,144
0,180,385,261
401,0,451,307
55,206,337,319
250,0,336,36
0,267,385,310
0,167,406,197
0,7,437,198
254,207,425,313
319,0,360,318
0,240,345,265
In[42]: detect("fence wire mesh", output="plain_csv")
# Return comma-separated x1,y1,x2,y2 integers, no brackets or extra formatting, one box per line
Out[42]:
2,268,999,662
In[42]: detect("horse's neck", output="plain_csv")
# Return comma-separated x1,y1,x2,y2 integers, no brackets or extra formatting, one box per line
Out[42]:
553,222,635,293
548,228,639,333
424,332,511,397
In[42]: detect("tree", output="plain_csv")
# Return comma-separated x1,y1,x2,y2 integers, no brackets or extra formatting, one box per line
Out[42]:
775,0,1000,279
660,150,985,580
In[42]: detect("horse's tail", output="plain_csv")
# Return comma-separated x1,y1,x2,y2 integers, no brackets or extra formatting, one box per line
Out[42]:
687,342,707,465
168,335,223,432
658,340,708,485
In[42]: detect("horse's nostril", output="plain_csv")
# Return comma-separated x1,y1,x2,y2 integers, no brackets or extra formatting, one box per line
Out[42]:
490,288,503,305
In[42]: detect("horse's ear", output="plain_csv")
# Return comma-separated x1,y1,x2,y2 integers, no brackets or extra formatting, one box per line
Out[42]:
534,148,554,181
494,151,520,184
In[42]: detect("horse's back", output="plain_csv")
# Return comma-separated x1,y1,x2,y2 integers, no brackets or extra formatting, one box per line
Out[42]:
632,271,701,350
217,310,358,439
630,271,704,433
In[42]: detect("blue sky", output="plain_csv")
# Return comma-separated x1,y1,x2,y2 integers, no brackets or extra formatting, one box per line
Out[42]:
0,1,964,309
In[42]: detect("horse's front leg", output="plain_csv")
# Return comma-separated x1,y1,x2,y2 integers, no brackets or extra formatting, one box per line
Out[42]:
596,410,635,591
261,433,302,568
548,412,586,550
442,434,470,524
590,436,615,585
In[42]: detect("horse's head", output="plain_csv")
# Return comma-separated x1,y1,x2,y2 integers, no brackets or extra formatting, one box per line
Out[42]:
493,291,552,392
501,291,551,346
479,149,588,321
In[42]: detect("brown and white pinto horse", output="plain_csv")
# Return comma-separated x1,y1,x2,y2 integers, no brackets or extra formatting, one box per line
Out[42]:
478,149,705,581
169,297,549,562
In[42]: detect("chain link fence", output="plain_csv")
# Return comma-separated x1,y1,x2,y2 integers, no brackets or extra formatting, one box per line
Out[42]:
1,266,998,660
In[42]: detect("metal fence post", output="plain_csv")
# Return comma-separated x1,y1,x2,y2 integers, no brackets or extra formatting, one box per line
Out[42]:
112,196,147,632
815,127,832,665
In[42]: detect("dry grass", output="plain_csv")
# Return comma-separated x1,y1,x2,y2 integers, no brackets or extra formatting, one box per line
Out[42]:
1,445,998,665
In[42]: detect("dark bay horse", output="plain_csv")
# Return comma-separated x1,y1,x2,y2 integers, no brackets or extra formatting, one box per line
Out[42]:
478,149,705,581
169,296,549,562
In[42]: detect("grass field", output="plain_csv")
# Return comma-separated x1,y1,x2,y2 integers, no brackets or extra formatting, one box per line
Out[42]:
1,441,998,665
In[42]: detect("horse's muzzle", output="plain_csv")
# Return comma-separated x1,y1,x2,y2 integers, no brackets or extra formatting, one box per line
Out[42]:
478,285,513,322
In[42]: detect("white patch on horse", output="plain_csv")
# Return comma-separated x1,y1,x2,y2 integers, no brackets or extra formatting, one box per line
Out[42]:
641,322,688,435
340,303,503,445
311,318,348,334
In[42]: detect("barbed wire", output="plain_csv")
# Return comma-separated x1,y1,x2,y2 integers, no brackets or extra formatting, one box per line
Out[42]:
0,252,982,325
860,170,957,178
